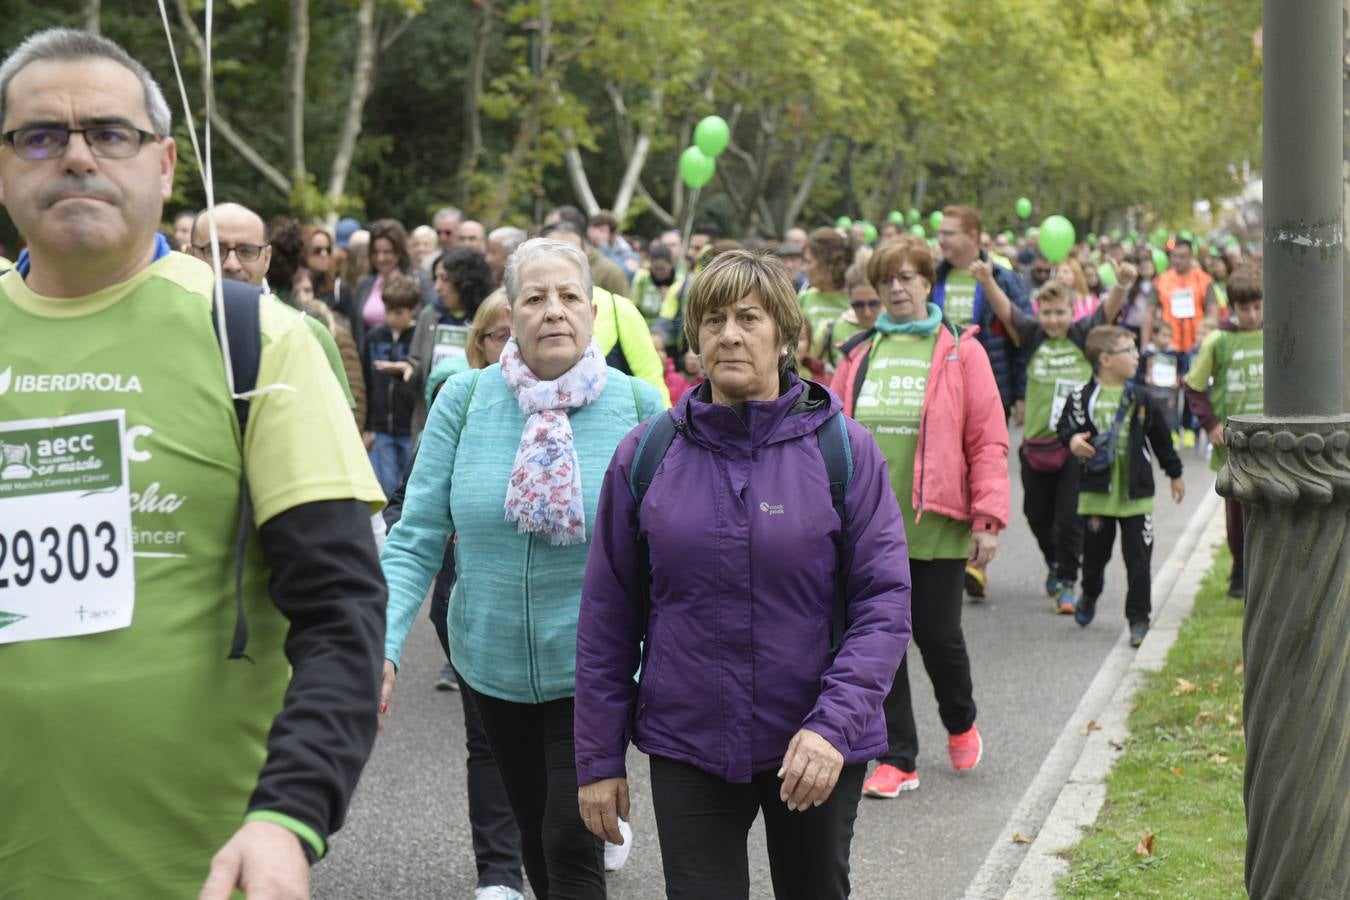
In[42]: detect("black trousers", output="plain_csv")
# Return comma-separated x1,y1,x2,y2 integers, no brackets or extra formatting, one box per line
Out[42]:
880,558,976,771
1080,513,1154,626
1225,497,1245,575
1020,451,1084,585
429,556,525,892
465,687,605,900
648,755,866,900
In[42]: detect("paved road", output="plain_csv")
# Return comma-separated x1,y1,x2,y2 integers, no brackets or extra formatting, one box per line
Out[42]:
314,430,1216,900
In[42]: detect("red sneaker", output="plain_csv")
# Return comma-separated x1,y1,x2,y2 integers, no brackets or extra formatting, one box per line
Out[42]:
862,763,919,798
948,724,983,771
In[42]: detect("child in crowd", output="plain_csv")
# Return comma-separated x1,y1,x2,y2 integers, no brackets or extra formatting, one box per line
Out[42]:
985,265,1135,613
795,318,827,382
1058,325,1185,648
654,331,693,404
363,272,422,497
1183,263,1263,597
814,258,882,369
1140,321,1182,426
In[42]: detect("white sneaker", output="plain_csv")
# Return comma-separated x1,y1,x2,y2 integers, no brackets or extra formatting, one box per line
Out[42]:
604,818,634,872
474,886,523,900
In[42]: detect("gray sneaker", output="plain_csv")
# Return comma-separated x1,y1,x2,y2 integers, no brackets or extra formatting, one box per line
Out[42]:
1129,621,1149,648
475,887,523,900
435,662,459,691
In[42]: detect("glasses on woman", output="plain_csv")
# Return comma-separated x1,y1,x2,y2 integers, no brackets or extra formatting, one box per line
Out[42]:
851,300,882,312
485,329,512,344
309,245,332,256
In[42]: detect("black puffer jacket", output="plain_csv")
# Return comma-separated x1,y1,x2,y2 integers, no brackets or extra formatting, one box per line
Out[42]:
1057,377,1182,499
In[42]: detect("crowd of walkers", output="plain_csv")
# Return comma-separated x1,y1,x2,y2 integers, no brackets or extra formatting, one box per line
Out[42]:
2,26,1267,900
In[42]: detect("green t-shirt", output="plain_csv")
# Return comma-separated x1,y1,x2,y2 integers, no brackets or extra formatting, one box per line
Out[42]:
1184,328,1263,471
1078,385,1153,518
855,333,971,560
0,254,384,897
1025,337,1092,440
943,270,978,327
813,316,866,367
799,287,850,336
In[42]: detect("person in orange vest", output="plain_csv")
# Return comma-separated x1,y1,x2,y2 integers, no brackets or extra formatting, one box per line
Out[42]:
1153,238,1219,448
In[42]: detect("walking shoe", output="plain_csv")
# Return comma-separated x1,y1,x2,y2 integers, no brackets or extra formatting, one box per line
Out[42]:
475,888,524,900
862,763,919,797
1074,594,1098,627
1056,584,1077,615
948,724,983,771
1044,569,1062,597
1228,566,1244,599
1130,621,1150,648
604,818,633,872
964,565,987,599
434,662,459,691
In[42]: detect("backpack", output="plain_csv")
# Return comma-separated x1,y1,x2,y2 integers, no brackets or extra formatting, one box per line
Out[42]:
627,409,855,655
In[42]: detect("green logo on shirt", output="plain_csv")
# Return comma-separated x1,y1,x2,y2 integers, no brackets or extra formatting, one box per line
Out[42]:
0,611,26,630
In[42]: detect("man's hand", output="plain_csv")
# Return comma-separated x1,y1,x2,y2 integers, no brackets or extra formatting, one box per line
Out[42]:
578,777,630,844
969,531,999,568
1171,477,1186,504
198,821,310,900
1070,432,1095,459
778,728,844,812
378,660,397,731
1208,424,1226,447
1013,399,1026,427
1115,261,1138,291
373,360,414,383
968,259,996,288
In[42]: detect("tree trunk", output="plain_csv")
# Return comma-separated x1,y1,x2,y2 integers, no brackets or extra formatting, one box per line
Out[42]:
284,0,310,184
455,0,493,208
324,0,379,217
82,0,100,33
782,136,831,232
563,143,601,216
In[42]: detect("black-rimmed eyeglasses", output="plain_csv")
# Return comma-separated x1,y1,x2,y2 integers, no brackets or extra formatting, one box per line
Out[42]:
2,125,161,160
193,243,267,262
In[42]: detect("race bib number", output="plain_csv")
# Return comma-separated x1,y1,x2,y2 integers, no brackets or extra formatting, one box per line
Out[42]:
1151,355,1178,388
1050,379,1078,431
0,411,135,644
1170,288,1196,319
432,325,470,368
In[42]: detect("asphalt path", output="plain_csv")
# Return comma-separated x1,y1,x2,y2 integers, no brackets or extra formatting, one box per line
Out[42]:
314,427,1216,900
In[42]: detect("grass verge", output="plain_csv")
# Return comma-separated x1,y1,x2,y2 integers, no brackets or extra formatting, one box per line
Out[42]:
1057,545,1246,899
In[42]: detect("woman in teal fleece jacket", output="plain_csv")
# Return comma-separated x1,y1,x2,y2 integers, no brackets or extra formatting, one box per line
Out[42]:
380,239,663,899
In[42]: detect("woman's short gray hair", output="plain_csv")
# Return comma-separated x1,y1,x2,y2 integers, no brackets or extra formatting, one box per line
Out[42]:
503,238,593,306
0,29,173,136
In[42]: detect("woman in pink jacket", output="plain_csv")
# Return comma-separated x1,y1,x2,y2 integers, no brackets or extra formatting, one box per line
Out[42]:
831,236,1010,798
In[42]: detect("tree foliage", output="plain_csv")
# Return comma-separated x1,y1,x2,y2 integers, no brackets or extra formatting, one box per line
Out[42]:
0,0,1261,246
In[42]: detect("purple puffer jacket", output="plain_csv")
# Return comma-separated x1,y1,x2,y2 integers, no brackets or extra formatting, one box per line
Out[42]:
575,375,912,785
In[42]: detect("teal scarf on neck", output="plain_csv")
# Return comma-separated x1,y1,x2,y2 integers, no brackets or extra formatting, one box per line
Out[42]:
874,302,943,336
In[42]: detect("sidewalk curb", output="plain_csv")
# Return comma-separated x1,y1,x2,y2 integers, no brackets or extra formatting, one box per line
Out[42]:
962,482,1225,899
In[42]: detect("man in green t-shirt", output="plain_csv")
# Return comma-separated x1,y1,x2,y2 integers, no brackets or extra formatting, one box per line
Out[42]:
0,28,386,899
1183,264,1264,598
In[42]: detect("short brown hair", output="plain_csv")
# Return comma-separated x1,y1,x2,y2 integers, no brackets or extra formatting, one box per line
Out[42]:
844,258,872,293
684,250,803,375
1227,263,1263,307
382,272,422,311
943,205,981,237
806,227,853,291
1035,281,1074,310
1085,324,1133,368
867,236,935,292
590,210,619,232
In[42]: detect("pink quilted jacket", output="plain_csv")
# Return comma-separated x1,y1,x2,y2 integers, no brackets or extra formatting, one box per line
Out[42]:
831,323,1010,534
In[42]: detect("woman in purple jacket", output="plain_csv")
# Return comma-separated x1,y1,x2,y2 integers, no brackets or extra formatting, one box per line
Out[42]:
575,251,912,899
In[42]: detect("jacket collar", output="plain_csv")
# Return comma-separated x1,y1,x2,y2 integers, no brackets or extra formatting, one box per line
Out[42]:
677,371,841,453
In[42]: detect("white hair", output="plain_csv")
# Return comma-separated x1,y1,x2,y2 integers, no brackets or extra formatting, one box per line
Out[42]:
503,238,592,307
0,28,172,136
489,226,528,256
432,207,463,226
411,224,437,241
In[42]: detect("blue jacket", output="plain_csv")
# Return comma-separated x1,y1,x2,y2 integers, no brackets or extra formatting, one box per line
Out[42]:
575,376,912,784
932,253,1032,414
381,363,664,703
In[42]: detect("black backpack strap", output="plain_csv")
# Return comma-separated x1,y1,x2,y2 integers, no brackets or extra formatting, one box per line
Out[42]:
628,412,679,645
209,280,263,661
816,412,854,654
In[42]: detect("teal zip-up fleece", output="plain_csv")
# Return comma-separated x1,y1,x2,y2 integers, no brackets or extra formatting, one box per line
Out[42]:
382,363,663,703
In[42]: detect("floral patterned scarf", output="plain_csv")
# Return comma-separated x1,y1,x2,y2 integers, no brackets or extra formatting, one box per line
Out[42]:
498,337,609,545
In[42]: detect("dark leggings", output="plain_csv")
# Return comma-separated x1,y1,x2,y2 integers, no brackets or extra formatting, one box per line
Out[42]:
649,755,866,900
1020,451,1084,585
465,686,606,900
880,558,976,771
1080,513,1154,625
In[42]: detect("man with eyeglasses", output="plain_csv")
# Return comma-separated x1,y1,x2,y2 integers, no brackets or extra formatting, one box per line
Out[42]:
0,28,386,900
433,205,462,253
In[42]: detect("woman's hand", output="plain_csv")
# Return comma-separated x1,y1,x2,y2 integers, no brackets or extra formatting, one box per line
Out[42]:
578,777,630,844
969,531,998,568
374,359,414,382
378,660,397,731
1069,432,1095,459
778,728,844,812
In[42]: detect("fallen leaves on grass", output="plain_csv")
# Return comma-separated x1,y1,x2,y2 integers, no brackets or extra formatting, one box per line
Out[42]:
1135,833,1156,856
1209,754,1230,765
1173,678,1200,695
1233,662,1244,675
1170,766,1185,777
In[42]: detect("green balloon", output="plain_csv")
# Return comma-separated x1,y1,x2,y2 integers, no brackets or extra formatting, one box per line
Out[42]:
929,210,943,231
835,216,853,229
888,210,905,225
1110,228,1123,240
1098,262,1118,288
1178,229,1194,243
1002,230,1015,242
693,115,730,158
1039,214,1076,263
1152,248,1169,273
1226,235,1240,247
859,222,878,243
678,146,716,189
1015,197,1032,219
1087,233,1097,247
909,224,926,237
907,208,921,225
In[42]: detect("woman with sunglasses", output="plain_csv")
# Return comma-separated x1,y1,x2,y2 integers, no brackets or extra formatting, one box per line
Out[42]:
305,224,363,350
814,258,883,369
